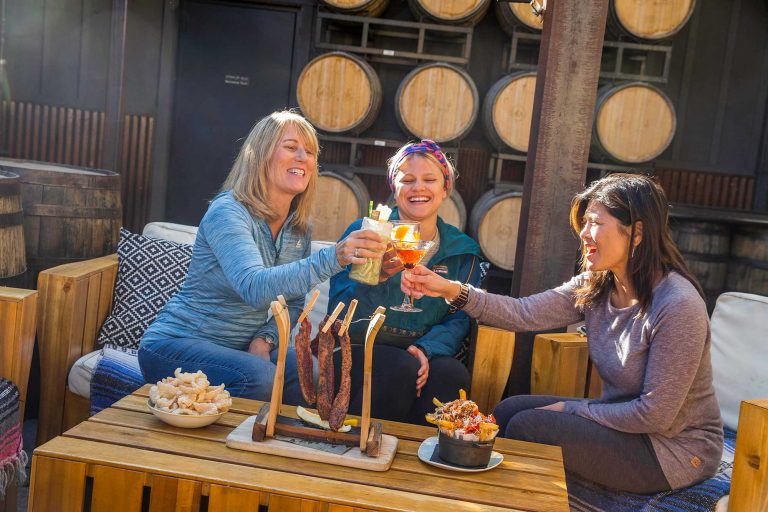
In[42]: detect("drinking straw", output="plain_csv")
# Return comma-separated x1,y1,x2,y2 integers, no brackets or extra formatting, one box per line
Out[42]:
368,200,373,218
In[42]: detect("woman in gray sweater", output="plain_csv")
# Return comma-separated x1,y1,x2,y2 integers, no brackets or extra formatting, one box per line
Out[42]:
402,173,723,493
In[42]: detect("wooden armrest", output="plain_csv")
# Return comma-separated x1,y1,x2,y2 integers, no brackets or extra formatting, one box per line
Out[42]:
469,324,515,414
37,254,118,444
531,333,602,398
729,399,768,511
0,287,37,420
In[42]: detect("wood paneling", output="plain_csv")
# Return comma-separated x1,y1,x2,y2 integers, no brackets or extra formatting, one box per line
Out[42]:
1,101,155,230
655,167,754,210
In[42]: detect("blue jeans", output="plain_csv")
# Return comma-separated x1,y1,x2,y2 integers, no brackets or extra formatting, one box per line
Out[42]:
138,338,304,405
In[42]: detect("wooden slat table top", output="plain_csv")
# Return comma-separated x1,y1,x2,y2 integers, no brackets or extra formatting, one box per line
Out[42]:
34,385,569,512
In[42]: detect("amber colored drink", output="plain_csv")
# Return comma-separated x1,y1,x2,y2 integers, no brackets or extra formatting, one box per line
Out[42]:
395,248,427,269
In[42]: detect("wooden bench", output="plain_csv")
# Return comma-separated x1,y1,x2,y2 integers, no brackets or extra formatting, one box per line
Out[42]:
35,254,515,445
0,286,37,512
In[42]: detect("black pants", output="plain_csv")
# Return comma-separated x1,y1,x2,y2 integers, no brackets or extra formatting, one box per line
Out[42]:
493,395,671,494
334,344,470,425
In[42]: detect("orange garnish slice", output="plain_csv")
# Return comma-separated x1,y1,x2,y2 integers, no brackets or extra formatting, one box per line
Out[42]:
393,225,410,240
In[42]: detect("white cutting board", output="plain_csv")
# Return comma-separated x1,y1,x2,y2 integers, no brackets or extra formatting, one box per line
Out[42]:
226,415,398,471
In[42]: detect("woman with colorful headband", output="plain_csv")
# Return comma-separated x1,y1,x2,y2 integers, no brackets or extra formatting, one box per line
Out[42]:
329,140,484,424
400,173,722,493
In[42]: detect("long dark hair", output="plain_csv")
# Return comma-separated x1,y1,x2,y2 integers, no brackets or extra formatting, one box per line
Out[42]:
569,173,704,314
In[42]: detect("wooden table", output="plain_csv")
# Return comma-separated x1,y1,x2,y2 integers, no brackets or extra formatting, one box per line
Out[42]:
29,386,569,512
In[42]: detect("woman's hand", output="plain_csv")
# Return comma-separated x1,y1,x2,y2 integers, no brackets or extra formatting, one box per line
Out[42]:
378,245,404,282
248,337,272,361
407,345,429,397
401,265,461,301
536,401,566,413
336,229,388,267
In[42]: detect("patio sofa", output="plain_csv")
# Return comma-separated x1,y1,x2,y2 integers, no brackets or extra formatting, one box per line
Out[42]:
34,222,515,445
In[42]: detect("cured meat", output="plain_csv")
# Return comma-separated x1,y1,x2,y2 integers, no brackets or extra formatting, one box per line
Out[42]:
295,317,315,405
328,323,352,431
315,317,336,421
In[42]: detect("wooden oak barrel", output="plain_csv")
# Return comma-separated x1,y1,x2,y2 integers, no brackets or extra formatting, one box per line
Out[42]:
319,0,389,17
395,63,479,143
311,171,370,242
0,171,26,278
670,220,729,307
483,72,537,152
727,226,768,296
608,0,696,42
592,82,676,164
495,2,543,35
408,0,491,26
438,190,467,232
297,52,382,134
469,188,523,270
0,158,121,273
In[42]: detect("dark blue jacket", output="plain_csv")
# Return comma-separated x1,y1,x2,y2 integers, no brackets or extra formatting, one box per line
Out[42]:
329,209,483,359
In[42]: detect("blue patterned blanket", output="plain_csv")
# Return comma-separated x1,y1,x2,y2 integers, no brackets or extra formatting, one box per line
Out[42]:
569,429,735,511
90,348,145,415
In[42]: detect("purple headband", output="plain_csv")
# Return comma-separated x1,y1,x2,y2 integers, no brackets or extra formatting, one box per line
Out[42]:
388,139,452,191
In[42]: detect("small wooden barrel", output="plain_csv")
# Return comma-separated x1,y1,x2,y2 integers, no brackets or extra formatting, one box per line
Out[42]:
483,72,537,152
727,226,768,296
0,158,121,273
495,2,543,36
670,220,729,306
0,171,26,278
297,52,382,134
408,0,491,26
608,0,696,42
592,82,676,164
469,188,523,270
396,63,479,143
311,171,370,242
319,0,389,17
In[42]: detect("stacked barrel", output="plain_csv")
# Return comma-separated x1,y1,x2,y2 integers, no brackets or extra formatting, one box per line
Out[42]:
301,0,704,279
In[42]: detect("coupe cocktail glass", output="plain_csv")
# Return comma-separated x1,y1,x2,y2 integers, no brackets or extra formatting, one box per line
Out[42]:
391,239,435,313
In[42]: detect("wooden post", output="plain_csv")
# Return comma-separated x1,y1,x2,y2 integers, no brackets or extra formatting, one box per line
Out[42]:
507,0,610,394
101,0,127,171
729,399,768,511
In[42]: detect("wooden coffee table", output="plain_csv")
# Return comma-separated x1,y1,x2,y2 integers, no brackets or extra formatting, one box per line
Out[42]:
29,386,569,511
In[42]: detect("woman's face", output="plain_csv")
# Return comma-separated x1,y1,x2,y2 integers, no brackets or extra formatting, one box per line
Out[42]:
393,155,448,222
579,201,633,275
267,125,316,200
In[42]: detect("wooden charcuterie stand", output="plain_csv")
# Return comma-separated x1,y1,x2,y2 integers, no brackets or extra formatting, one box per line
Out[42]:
226,298,398,471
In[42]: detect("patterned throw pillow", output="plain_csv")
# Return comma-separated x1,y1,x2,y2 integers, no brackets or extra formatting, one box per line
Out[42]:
96,228,193,350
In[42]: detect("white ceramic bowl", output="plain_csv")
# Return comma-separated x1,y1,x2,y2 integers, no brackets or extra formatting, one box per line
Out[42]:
147,400,225,428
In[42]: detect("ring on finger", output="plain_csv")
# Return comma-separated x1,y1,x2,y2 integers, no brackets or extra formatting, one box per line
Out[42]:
354,247,360,258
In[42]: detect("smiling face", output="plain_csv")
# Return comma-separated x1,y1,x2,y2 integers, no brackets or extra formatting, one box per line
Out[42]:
579,201,634,276
267,124,316,201
392,154,448,222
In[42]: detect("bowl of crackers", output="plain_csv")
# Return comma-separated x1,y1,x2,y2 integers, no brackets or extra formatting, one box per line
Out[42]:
147,368,232,428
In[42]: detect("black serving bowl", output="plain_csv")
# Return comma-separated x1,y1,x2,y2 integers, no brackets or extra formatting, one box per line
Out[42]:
437,431,495,467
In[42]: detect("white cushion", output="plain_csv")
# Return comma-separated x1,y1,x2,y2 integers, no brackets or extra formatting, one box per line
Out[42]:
67,350,103,398
710,292,768,430
142,222,198,245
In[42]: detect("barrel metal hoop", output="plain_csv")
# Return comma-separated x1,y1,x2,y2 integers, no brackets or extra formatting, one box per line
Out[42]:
0,181,21,197
0,211,24,228
730,257,768,271
24,205,122,219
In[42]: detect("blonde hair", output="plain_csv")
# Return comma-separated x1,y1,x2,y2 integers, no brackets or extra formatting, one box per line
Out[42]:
222,110,319,233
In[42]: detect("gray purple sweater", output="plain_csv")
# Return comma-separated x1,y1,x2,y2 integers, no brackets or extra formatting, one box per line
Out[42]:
463,272,723,489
